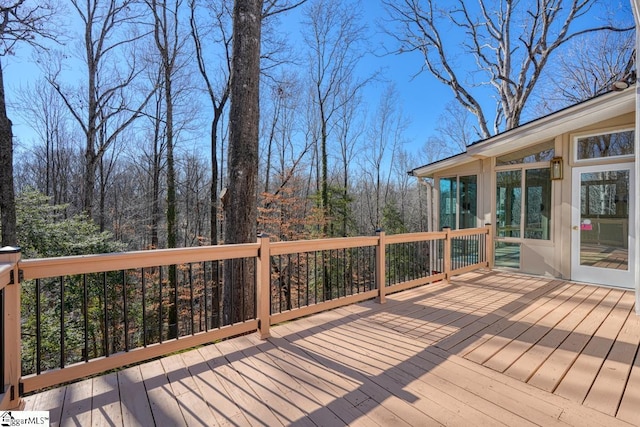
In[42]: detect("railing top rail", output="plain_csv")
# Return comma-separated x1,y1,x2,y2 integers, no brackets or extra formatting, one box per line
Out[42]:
450,227,490,238
20,242,260,280
385,231,447,244
270,236,379,256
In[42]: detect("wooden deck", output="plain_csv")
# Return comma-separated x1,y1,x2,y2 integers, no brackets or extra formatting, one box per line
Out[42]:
22,271,640,426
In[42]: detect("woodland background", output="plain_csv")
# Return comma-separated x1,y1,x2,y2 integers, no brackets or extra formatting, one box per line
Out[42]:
0,0,634,258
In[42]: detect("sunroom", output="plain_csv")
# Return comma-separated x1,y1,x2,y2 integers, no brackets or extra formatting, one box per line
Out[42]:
410,88,638,303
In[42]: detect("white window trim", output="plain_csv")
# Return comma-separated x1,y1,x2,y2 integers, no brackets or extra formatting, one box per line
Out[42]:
437,174,479,230
494,164,553,243
572,126,635,164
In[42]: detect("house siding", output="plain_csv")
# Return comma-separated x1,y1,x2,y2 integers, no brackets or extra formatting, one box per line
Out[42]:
429,112,635,284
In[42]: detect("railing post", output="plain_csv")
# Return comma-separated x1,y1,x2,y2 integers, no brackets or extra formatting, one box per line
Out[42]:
256,234,271,339
485,223,494,270
0,246,22,410
376,229,386,304
442,227,451,282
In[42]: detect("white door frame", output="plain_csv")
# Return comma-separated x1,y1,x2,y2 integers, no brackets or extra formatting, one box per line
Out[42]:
571,162,636,288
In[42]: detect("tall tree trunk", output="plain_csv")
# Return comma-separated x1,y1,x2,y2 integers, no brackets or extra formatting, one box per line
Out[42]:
151,0,178,337
151,126,161,250
0,59,16,246
210,118,219,246
223,0,262,325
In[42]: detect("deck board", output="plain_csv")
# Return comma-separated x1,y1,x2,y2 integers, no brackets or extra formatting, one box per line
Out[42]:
483,285,596,373
464,282,581,364
583,305,640,415
21,271,640,426
527,288,623,391
90,372,122,427
161,353,218,427
180,347,248,426
554,292,634,404
22,385,65,427
617,345,640,424
59,377,92,426
506,286,612,383
117,366,155,427
140,359,187,426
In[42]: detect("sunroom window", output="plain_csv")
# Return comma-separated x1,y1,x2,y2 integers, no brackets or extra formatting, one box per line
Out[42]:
439,175,477,230
496,168,551,240
576,129,634,161
496,140,555,165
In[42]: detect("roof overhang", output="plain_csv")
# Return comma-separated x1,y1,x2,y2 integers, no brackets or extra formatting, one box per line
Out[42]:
410,88,635,178
468,89,635,158
410,152,475,178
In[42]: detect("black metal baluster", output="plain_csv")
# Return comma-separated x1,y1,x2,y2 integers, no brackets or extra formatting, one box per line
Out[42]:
123,270,129,351
279,255,283,312
142,268,147,347
83,275,88,362
297,253,301,309
287,254,292,310
313,251,317,302
159,267,164,343
204,262,209,332
230,259,235,324
103,272,109,357
60,276,65,368
305,252,310,306
35,279,41,374
174,265,179,338
329,250,334,300
189,263,194,335
351,247,355,295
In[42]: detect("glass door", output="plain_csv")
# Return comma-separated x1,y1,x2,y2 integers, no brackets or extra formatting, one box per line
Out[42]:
571,163,635,288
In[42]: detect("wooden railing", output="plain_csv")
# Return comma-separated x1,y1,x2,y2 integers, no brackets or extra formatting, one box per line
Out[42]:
0,226,492,409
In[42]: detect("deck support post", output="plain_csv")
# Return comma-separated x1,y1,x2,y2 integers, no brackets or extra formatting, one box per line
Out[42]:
485,223,494,270
443,227,451,282
0,246,22,410
376,230,386,304
256,234,271,339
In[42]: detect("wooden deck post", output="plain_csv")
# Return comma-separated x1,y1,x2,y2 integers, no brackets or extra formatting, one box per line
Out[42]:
442,227,451,282
0,246,23,410
376,229,386,304
256,234,271,339
485,223,494,270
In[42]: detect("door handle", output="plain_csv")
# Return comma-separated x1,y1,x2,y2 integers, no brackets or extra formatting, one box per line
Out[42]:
572,226,579,230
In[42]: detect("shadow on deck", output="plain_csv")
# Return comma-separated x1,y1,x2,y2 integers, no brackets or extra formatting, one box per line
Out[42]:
23,270,640,426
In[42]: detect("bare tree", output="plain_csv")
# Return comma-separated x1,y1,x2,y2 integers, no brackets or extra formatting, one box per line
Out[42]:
362,84,408,230
140,71,166,250
147,0,190,251
179,150,209,246
383,0,634,138
223,0,263,324
0,0,59,246
189,0,232,247
302,0,370,234
47,0,154,219
538,30,635,112
335,75,365,236
435,101,476,153
16,79,80,207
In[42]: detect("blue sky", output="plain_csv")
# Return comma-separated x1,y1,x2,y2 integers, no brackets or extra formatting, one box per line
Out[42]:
3,0,634,160
3,0,450,158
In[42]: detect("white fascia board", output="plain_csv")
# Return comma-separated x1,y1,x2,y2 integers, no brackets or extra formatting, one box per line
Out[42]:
467,90,635,159
410,153,474,178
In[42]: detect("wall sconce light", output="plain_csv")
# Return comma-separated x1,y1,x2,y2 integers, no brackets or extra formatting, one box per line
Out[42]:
550,157,563,180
